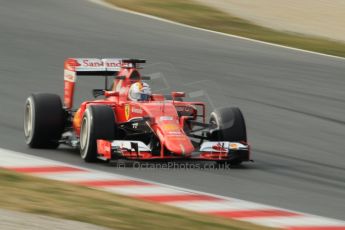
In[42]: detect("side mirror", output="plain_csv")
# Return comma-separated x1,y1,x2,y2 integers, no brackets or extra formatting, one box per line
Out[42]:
151,94,165,101
104,91,119,97
171,91,185,98
92,89,104,98
130,116,152,123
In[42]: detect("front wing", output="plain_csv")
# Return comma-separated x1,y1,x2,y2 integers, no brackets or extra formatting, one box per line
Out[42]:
97,139,250,162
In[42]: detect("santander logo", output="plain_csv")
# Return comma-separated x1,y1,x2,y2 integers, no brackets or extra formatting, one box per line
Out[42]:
65,74,74,81
212,143,227,152
78,59,131,68
81,59,104,67
64,69,76,82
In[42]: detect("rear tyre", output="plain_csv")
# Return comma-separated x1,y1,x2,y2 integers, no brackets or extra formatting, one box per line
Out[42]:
80,105,116,162
209,107,247,166
24,93,64,148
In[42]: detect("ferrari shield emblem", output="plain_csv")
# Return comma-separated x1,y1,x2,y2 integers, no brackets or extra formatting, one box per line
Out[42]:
125,104,130,120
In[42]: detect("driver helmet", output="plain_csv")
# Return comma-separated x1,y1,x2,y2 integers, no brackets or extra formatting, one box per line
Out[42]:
128,82,151,101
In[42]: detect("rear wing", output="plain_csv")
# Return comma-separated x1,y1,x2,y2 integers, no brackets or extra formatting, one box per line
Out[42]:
64,58,145,109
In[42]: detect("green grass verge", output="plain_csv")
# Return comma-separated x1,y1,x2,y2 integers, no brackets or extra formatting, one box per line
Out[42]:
106,0,345,58
0,169,276,230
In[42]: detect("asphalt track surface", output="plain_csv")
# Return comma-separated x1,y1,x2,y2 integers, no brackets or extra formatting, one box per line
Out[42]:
1,0,345,220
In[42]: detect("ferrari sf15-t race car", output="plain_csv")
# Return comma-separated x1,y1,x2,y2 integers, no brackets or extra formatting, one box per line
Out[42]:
24,58,250,165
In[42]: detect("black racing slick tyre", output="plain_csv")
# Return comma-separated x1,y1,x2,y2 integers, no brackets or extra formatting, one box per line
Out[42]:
24,93,64,148
209,107,247,166
80,105,116,162
209,107,247,142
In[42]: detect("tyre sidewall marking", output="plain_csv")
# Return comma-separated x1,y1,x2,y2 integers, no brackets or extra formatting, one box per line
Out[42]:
24,96,35,144
210,112,220,129
80,108,92,159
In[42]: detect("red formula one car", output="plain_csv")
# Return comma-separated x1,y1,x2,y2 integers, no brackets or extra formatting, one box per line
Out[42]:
24,58,250,165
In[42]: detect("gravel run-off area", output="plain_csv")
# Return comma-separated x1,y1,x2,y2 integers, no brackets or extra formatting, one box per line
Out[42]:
0,209,109,230
193,0,345,42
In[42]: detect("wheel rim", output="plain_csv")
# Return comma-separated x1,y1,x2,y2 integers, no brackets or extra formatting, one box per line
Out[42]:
209,113,221,140
80,116,89,158
24,100,33,140
209,114,219,129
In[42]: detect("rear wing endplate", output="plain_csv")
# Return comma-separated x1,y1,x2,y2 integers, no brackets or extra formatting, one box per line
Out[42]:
63,58,143,109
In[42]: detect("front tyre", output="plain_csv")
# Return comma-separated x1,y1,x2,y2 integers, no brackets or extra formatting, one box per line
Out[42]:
209,107,247,166
209,107,247,142
24,93,64,148
80,105,116,162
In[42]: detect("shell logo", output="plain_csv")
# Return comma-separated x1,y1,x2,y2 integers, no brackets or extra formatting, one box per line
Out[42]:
163,124,180,132
230,143,239,150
